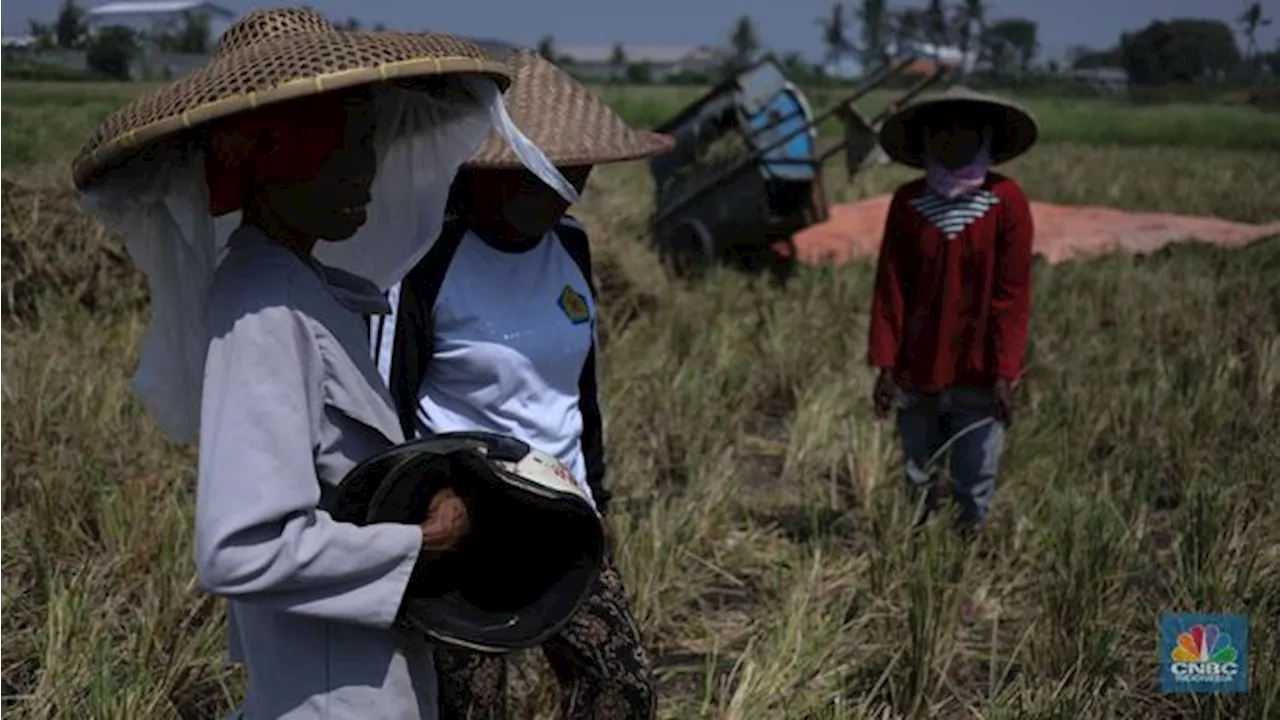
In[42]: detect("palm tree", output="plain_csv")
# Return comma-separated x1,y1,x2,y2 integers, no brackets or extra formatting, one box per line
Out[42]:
923,0,949,47
856,0,889,70
729,14,762,70
952,0,986,75
894,8,924,50
537,35,557,63
609,43,627,83
54,0,88,49
1237,1,1272,67
816,3,853,69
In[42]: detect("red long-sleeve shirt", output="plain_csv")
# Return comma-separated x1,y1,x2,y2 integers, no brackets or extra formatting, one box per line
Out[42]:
867,173,1034,392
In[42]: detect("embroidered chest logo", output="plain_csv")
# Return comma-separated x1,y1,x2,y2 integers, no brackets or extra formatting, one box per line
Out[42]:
909,189,1001,240
557,285,591,325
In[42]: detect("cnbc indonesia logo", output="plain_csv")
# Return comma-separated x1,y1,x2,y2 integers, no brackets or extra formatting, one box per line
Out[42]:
1168,623,1239,684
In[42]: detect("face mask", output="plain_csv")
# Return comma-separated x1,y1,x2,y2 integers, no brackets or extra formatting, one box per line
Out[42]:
924,145,990,200
922,125,992,200
499,191,571,240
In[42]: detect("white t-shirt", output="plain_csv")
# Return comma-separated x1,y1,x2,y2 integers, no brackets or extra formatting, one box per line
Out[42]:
372,221,597,484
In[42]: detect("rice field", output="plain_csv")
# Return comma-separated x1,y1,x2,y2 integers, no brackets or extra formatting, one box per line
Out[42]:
3,80,1279,719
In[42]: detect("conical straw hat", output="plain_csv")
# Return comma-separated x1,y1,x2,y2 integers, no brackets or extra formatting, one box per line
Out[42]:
72,7,513,189
878,85,1039,169
466,49,674,168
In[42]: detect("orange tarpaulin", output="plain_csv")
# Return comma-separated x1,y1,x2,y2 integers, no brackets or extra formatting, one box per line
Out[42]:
791,195,1280,265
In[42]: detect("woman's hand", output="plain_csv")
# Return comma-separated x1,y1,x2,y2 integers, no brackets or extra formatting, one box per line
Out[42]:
420,487,470,552
873,370,897,419
993,378,1015,426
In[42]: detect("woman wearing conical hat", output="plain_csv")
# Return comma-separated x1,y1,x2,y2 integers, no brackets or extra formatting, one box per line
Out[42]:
867,86,1039,535
72,9,582,718
368,49,673,719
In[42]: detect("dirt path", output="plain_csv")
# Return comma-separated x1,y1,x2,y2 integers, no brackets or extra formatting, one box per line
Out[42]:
792,195,1280,265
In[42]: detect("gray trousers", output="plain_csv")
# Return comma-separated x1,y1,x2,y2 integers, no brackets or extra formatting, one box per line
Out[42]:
895,385,1006,530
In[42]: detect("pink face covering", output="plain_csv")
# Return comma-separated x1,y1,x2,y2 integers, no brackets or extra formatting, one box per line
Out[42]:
923,145,991,200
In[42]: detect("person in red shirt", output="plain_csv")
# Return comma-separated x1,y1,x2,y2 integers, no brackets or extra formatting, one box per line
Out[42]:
867,87,1039,534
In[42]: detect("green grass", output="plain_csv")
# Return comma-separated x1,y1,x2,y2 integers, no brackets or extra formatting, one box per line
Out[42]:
593,85,1280,152
830,144,1280,225
988,96,1280,151
1,83,144,174
3,82,1280,719
6,81,1279,175
6,82,1278,224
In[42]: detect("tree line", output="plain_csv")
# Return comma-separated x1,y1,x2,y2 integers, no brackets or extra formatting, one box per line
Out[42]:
1072,5,1278,85
812,0,1036,78
810,0,1275,82
534,4,1004,85
23,0,215,80
19,3,410,81
537,0,1277,89
18,0,1279,88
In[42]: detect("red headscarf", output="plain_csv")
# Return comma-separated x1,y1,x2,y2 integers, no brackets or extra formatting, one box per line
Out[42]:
204,92,350,216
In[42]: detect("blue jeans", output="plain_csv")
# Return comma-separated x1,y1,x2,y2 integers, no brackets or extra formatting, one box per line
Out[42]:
895,385,1005,531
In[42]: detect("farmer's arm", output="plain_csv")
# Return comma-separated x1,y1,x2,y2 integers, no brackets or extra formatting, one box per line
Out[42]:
571,228,610,514
990,181,1035,382
579,331,610,514
867,191,909,371
195,292,422,630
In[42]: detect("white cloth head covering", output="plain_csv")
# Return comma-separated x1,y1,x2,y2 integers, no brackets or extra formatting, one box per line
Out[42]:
79,76,580,445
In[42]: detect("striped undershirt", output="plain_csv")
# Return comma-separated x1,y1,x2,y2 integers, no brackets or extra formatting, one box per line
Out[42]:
908,188,1001,240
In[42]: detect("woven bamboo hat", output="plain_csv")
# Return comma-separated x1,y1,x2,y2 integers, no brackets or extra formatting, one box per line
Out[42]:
71,7,513,190
878,85,1038,169
465,49,674,168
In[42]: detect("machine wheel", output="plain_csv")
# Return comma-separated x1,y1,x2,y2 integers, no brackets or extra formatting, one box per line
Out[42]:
658,221,716,279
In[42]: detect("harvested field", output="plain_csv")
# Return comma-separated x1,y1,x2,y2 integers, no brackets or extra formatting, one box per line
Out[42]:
3,81,1280,719
1,179,146,319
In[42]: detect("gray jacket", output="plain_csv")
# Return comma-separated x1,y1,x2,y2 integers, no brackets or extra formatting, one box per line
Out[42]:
197,227,435,719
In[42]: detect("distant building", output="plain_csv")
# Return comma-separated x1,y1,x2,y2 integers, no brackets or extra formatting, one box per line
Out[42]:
555,44,727,81
821,56,864,80
1063,66,1129,93
86,0,236,39
886,41,978,75
822,41,978,80
81,1,234,78
2,35,37,49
